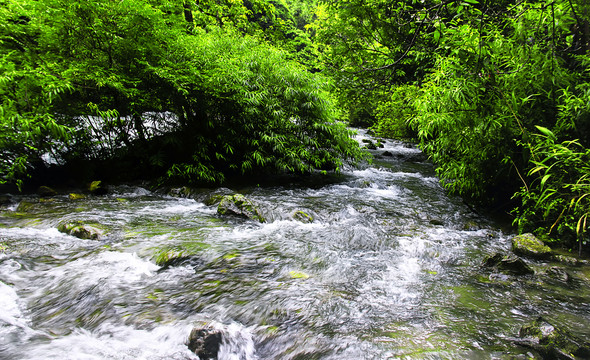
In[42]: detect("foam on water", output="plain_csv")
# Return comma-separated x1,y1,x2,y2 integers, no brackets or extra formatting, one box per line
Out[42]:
23,323,198,360
138,199,215,216
0,281,28,329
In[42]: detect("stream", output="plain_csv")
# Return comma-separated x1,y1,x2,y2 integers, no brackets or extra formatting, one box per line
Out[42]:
1,130,589,359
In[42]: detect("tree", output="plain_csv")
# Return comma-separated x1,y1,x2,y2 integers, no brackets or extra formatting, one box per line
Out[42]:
0,0,367,189
315,0,590,250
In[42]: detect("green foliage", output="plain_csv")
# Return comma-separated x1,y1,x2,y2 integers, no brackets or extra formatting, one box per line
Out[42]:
514,127,589,253
370,85,418,140
0,0,366,189
314,0,442,127
316,0,590,249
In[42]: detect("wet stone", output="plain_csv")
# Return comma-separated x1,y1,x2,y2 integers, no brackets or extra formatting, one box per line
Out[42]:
57,221,105,240
217,194,265,223
544,266,572,283
483,253,534,275
516,317,590,359
188,327,223,360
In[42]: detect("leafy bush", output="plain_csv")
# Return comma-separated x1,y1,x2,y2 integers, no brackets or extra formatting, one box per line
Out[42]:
0,0,367,188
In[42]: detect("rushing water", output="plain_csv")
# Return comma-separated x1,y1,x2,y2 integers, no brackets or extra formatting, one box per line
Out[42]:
1,130,589,360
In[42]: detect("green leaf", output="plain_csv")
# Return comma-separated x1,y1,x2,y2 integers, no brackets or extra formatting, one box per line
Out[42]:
535,126,556,140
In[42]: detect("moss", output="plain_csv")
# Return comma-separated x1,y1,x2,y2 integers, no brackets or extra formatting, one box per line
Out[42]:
293,210,313,223
519,317,590,358
154,248,187,266
204,194,225,206
289,270,310,279
153,242,209,267
450,285,492,311
16,201,36,213
222,252,240,260
69,193,86,200
512,233,552,259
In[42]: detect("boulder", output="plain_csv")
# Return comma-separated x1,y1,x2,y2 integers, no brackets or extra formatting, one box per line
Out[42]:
516,317,590,359
58,221,105,240
38,186,57,197
203,188,234,206
217,194,265,223
204,194,226,206
187,327,223,360
512,233,552,259
382,151,394,157
483,253,534,275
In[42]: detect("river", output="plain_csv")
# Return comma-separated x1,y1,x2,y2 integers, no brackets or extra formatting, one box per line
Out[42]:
1,130,589,359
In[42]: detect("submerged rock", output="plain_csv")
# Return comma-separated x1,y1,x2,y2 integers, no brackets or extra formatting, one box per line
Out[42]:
512,233,552,259
293,210,313,223
16,200,36,213
57,221,105,240
217,194,265,223
516,317,590,359
187,327,223,360
483,253,534,275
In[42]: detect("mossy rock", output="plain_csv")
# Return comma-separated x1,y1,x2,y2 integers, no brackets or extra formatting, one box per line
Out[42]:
293,210,313,223
203,188,234,206
57,221,106,240
37,186,57,197
16,200,36,213
88,180,108,195
204,194,226,206
69,193,86,200
217,194,265,223
517,317,590,359
512,233,552,259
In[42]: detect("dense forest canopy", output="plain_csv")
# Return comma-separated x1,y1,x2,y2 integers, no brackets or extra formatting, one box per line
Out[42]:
1,0,589,252
317,0,590,252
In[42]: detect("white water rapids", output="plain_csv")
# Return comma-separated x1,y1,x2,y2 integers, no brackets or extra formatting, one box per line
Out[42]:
1,130,589,359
